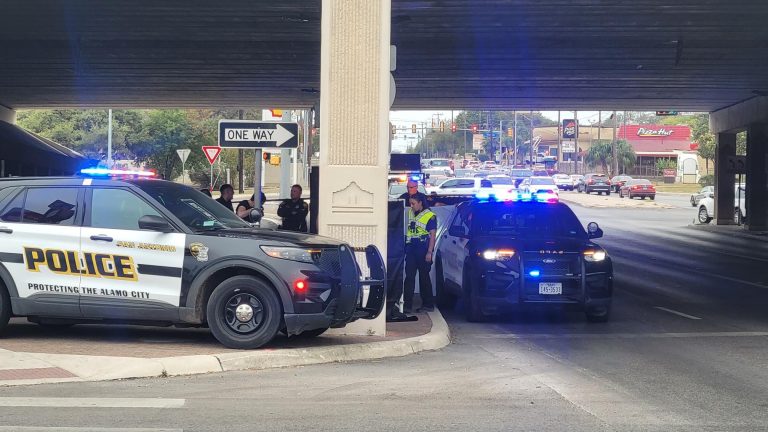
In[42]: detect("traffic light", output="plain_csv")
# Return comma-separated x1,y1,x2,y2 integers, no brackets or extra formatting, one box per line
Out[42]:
263,152,271,162
412,124,417,134
451,123,457,133
440,121,445,132
471,124,478,134
507,128,514,138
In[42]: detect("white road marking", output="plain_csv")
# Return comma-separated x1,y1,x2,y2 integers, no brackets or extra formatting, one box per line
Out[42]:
0,398,185,409
0,428,182,432
476,331,768,340
654,306,702,320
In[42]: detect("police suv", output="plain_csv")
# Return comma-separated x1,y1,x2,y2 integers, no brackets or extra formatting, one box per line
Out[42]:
435,192,613,322
0,169,384,349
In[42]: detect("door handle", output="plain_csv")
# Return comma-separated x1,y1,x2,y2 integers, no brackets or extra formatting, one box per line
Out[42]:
90,235,113,242
0,227,12,234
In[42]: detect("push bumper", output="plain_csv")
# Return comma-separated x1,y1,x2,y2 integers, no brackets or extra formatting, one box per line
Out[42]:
283,244,386,335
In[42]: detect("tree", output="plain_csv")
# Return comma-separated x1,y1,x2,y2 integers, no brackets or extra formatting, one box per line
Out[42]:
584,139,635,176
450,111,556,162
585,140,612,175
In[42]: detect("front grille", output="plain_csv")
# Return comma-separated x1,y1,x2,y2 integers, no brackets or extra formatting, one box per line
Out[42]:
523,253,580,276
315,249,342,278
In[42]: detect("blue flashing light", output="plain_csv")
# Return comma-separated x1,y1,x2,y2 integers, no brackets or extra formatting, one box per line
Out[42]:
529,269,541,277
410,173,423,182
80,168,156,177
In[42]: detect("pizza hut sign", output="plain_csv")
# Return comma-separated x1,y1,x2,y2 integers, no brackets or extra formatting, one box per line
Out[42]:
637,127,674,137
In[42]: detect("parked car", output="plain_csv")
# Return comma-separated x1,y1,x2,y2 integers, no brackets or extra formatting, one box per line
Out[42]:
690,186,714,207
570,175,584,189
696,184,744,224
610,175,633,193
577,174,611,195
432,177,492,195
552,173,574,191
619,179,656,200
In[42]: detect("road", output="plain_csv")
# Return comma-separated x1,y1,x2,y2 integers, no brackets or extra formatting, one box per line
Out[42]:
2,195,767,431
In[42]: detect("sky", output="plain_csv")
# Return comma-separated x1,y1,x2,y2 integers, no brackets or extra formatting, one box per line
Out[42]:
389,110,610,153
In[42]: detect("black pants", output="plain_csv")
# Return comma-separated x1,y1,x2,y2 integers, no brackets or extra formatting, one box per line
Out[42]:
404,241,434,311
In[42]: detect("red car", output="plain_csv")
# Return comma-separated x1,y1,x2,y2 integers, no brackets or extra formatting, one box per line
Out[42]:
619,179,656,200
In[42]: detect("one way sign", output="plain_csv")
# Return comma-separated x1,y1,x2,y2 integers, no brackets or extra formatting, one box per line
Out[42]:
218,120,299,149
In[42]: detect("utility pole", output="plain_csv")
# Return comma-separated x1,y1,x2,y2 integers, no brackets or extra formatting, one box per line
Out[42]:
612,110,618,177
107,109,113,168
529,110,534,167
237,109,245,193
513,111,518,166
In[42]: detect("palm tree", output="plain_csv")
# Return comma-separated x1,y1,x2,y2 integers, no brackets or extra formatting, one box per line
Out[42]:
585,141,612,174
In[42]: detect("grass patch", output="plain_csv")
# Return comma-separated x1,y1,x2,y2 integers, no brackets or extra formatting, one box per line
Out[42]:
652,183,701,193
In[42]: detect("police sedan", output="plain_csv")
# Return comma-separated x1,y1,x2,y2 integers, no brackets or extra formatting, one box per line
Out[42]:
0,169,385,349
435,193,613,322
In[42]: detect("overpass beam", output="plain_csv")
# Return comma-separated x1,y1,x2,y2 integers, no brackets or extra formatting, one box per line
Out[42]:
318,0,390,335
745,123,768,231
0,105,15,124
714,132,736,225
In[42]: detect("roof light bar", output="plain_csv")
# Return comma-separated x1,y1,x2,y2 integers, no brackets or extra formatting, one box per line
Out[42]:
80,168,156,177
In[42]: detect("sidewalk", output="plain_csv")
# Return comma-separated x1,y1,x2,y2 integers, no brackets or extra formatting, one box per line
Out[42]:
559,191,675,209
0,310,450,386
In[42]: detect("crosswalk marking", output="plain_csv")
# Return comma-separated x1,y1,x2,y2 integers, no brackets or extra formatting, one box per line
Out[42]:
0,398,185,409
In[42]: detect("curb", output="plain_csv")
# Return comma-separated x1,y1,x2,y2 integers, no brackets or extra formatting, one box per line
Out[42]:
0,310,451,386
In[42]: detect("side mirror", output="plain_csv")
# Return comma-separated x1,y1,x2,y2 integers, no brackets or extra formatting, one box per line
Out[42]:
138,215,174,233
448,225,466,238
587,222,603,239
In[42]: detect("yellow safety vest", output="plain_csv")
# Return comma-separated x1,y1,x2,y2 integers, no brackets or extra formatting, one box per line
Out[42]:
407,209,435,243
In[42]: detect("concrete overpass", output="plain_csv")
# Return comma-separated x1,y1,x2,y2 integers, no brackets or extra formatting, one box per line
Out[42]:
1,1,767,282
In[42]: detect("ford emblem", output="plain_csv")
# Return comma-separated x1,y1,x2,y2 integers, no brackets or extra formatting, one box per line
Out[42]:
543,258,556,264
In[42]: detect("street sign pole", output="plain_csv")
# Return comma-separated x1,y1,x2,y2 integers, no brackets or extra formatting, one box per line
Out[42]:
176,149,191,184
254,149,262,217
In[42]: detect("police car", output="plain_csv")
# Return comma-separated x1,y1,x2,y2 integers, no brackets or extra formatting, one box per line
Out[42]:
435,191,613,322
0,169,385,349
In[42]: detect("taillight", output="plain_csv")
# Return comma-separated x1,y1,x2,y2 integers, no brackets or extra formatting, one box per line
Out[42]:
588,179,595,185
632,185,640,190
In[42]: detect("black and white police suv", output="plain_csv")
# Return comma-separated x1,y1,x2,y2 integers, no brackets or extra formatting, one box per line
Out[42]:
0,169,384,349
435,192,613,322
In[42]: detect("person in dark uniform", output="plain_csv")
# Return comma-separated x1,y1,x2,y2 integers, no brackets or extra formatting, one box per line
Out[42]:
200,188,212,197
236,192,267,220
403,193,437,313
397,180,420,206
215,184,234,211
277,184,309,232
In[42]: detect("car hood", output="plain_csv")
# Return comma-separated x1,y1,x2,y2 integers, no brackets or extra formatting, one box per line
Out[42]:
198,228,345,247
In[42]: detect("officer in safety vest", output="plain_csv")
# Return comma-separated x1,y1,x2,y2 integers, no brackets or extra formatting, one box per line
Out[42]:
404,192,437,313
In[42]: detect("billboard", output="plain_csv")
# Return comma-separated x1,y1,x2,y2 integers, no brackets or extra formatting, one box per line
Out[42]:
562,119,578,139
472,134,484,150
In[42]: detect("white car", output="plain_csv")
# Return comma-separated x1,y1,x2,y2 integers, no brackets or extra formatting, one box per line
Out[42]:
519,176,559,194
697,184,746,224
552,173,574,191
482,161,497,170
486,174,514,191
432,177,492,196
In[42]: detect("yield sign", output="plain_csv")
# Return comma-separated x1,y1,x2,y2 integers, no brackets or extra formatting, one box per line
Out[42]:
202,146,222,164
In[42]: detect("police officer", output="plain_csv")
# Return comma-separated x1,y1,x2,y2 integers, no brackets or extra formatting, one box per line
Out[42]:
404,192,437,313
277,184,309,232
397,180,420,206
215,184,234,211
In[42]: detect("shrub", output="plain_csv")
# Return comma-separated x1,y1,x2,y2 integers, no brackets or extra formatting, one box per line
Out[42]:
699,174,714,186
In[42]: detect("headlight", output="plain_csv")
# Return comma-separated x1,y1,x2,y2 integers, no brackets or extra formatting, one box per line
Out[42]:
260,246,321,263
583,249,607,262
481,249,516,260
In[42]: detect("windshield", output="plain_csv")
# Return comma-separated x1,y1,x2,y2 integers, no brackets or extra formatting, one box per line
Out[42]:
431,159,450,167
471,202,586,238
488,176,512,185
512,169,533,177
531,178,555,185
131,180,251,231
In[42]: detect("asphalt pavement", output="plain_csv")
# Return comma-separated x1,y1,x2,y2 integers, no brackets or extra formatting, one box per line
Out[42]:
1,195,767,431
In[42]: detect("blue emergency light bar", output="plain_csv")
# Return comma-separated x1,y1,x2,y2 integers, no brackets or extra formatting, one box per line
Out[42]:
474,190,556,203
80,168,156,177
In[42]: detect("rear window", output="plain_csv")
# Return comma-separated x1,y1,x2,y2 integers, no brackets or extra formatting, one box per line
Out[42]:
488,176,512,185
431,160,450,167
629,179,652,185
592,174,607,179
512,170,533,177
531,178,555,185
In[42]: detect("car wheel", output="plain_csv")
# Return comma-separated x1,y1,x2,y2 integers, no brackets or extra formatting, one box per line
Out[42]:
650,195,655,201
698,206,712,224
619,190,624,198
606,190,611,196
435,255,456,309
586,304,611,323
0,284,10,334
628,193,633,199
463,269,485,322
206,275,282,349
691,197,697,207
640,196,646,200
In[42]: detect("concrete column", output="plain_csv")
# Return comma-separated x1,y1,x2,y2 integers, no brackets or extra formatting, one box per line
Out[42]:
714,132,736,225
745,123,768,231
319,0,390,335
0,105,16,124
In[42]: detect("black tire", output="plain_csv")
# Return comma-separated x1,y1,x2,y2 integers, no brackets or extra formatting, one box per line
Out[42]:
206,275,282,349
586,304,611,323
628,193,633,200
698,206,712,224
650,195,655,201
691,197,697,207
640,196,646,200
435,255,456,309
619,190,624,198
606,190,611,196
0,284,10,334
463,268,485,322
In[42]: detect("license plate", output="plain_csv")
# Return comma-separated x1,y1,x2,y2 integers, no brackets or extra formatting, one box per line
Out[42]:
539,282,562,295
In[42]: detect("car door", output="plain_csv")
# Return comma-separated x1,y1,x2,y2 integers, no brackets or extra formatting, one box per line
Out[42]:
0,186,83,317
79,187,187,319
438,179,458,195
440,205,471,287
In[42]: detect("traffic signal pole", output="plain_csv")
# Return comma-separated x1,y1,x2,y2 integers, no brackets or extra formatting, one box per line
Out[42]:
254,149,262,215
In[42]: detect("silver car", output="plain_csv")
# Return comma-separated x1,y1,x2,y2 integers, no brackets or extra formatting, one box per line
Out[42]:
690,186,714,207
